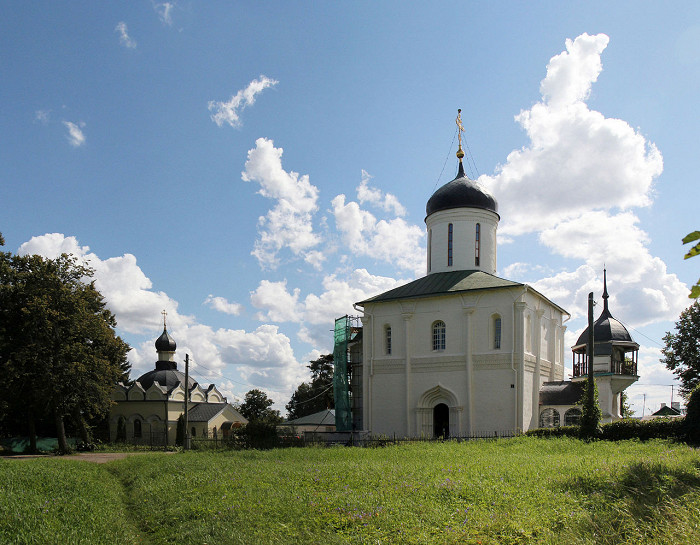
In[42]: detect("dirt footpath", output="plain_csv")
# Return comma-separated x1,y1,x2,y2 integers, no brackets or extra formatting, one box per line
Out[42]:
3,451,173,463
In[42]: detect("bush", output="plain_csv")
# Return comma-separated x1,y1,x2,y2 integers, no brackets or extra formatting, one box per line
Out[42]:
224,421,281,450
684,383,700,444
525,426,580,438
601,417,684,441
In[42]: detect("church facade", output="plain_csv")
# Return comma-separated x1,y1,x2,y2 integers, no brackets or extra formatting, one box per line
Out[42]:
110,325,246,445
352,120,638,437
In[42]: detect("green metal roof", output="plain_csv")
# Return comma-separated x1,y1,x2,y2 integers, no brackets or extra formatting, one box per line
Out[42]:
280,409,335,427
357,270,523,305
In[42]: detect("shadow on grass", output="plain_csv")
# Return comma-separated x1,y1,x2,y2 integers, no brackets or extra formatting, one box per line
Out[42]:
560,459,700,544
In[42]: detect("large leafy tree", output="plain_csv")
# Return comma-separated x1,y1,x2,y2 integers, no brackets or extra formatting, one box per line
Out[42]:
0,250,130,453
286,354,334,420
238,389,282,424
661,301,700,397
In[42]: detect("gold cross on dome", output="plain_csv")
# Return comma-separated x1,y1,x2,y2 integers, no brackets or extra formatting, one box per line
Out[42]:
161,309,167,328
455,109,466,162
456,108,465,143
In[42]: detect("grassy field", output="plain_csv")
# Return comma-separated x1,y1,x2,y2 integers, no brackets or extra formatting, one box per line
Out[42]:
1,437,699,544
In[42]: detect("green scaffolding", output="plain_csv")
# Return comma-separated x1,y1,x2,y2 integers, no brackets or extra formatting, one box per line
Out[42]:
333,315,352,432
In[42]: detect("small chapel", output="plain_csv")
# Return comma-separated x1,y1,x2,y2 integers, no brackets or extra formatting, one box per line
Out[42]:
341,112,639,437
110,317,246,445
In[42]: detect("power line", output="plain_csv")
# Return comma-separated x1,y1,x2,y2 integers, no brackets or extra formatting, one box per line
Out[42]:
614,316,665,349
433,127,458,192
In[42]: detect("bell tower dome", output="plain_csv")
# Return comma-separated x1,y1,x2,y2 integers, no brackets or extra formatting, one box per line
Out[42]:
425,110,499,275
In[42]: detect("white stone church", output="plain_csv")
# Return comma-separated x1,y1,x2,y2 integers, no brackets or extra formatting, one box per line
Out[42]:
350,128,639,437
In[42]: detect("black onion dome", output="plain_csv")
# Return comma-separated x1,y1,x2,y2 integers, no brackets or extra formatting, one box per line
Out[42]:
155,327,176,352
575,307,634,346
426,163,498,218
135,368,196,391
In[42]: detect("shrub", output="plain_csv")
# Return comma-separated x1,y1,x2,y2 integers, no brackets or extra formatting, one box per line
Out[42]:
601,417,684,441
225,421,281,450
525,426,580,438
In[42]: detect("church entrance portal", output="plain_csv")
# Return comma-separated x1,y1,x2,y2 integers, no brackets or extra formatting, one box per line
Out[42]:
433,403,449,438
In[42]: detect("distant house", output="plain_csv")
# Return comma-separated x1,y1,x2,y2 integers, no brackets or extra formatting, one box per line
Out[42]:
650,403,683,418
278,409,336,436
110,324,246,445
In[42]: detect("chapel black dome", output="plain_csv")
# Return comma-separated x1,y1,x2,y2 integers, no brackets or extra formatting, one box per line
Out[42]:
426,163,498,218
575,308,634,346
135,368,196,391
155,327,176,352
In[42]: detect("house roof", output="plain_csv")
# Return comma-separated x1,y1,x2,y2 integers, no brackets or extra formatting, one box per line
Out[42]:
539,381,584,406
280,409,335,427
652,405,682,416
187,403,228,422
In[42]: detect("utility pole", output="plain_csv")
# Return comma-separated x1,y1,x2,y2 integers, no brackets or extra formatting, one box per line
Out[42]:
184,353,190,450
671,384,674,409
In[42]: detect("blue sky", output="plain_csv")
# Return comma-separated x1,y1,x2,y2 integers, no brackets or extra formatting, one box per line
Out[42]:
2,2,699,416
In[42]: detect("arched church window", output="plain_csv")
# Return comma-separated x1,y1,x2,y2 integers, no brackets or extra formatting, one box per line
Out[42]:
191,427,196,438
564,408,582,426
133,419,142,438
493,316,502,349
432,321,446,351
385,325,392,355
539,408,560,428
447,224,453,266
475,223,480,267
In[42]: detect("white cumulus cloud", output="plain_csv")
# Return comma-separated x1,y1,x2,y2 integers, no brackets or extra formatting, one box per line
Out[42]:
357,170,406,216
242,137,322,269
204,295,244,315
18,233,190,335
476,33,685,334
332,194,424,275
208,75,278,128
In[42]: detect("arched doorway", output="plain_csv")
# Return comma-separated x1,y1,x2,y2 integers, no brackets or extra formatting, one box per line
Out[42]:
433,403,449,438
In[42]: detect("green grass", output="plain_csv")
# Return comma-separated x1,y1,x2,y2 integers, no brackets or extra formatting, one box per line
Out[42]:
2,438,700,544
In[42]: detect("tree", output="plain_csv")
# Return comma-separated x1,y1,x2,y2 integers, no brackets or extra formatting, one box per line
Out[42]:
286,354,334,420
238,389,282,424
579,378,602,439
683,383,700,444
683,231,700,299
620,391,633,419
0,252,130,453
661,301,700,397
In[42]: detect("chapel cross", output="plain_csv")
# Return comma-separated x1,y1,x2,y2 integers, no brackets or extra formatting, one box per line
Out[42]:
161,309,167,329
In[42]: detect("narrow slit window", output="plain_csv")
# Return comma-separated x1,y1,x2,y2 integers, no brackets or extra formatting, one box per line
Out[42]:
448,224,453,266
428,229,432,272
494,317,502,349
385,326,392,355
475,223,480,267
